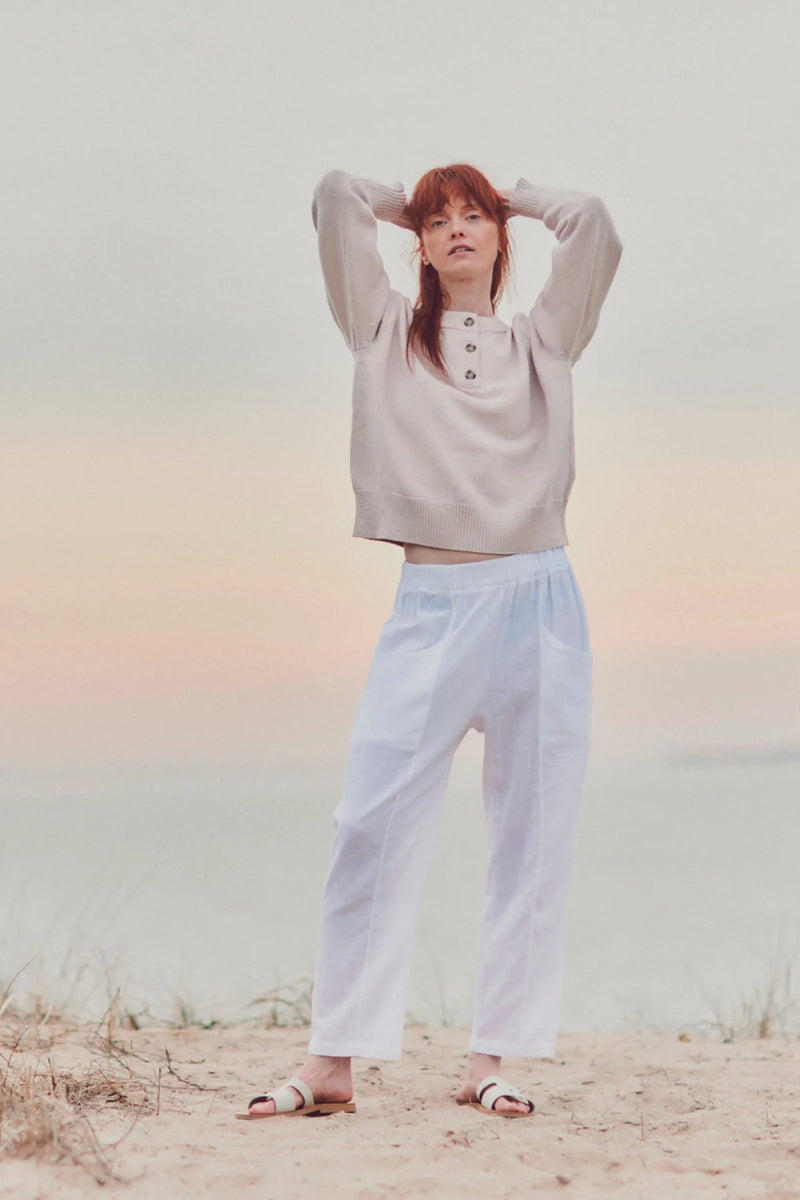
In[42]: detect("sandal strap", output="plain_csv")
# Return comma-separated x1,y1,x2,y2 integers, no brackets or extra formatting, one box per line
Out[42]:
476,1074,533,1111
263,1076,314,1113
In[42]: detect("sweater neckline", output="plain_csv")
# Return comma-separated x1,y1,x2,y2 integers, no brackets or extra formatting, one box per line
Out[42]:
440,309,509,333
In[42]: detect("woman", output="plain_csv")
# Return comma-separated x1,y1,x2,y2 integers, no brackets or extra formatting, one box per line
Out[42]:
239,163,622,1119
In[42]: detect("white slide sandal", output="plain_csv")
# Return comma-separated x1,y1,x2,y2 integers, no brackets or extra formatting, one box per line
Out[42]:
236,1076,357,1119
456,1073,535,1118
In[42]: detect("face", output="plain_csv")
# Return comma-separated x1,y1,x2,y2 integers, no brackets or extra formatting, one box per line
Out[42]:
419,192,500,286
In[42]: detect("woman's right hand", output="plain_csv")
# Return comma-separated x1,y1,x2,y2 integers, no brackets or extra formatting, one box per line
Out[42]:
496,188,514,217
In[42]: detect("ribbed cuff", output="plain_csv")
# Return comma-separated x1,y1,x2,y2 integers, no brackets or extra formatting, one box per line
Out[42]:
365,179,407,222
508,177,548,220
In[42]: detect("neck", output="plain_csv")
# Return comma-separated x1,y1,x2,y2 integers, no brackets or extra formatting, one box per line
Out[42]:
441,280,495,317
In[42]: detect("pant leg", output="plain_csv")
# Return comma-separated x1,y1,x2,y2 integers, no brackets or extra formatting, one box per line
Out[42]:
470,560,592,1058
308,584,490,1060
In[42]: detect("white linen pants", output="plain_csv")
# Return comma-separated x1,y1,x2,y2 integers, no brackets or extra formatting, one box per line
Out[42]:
308,546,592,1060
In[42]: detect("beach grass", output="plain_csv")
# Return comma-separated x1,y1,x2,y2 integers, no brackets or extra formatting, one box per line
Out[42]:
1,1010,799,1199
2,942,799,1187
0,1010,145,1184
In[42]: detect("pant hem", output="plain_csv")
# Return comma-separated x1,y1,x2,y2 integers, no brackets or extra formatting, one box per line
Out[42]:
308,1039,402,1061
469,1039,557,1059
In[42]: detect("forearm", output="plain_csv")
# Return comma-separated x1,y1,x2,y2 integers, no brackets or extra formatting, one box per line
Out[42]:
311,170,408,350
505,178,623,363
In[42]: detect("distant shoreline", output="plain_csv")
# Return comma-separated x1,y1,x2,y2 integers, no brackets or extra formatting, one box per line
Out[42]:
665,743,800,766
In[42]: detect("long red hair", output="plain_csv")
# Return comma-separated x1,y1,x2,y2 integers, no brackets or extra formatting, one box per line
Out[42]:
405,163,513,373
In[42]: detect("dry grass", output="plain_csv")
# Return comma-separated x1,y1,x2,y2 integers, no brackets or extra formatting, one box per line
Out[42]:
0,963,244,1187
717,964,796,1041
0,989,156,1185
0,1035,148,1183
245,975,313,1026
687,957,799,1044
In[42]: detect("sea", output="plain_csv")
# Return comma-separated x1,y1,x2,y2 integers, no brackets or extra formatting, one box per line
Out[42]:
1,750,799,1038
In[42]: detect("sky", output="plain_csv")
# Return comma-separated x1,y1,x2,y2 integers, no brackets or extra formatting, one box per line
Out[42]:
2,0,798,772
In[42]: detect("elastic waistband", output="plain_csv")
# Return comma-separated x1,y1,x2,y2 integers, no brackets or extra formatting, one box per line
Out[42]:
398,546,570,592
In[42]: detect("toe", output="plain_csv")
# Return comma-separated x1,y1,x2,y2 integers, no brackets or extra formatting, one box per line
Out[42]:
494,1096,530,1114
248,1084,305,1115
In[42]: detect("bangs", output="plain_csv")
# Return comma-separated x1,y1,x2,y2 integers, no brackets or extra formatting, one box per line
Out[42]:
410,164,501,227
422,183,482,218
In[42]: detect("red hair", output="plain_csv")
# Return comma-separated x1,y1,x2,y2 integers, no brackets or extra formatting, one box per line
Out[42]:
405,163,513,374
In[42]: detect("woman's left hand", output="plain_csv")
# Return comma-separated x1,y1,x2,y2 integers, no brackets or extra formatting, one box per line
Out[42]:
390,203,416,231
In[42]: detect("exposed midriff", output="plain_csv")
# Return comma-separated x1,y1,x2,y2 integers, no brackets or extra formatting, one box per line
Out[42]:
403,543,513,564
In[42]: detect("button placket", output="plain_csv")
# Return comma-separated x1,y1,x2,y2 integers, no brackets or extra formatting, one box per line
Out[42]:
444,316,481,385
462,317,479,383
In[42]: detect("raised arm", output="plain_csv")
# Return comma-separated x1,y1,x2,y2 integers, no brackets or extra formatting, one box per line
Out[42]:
507,179,623,365
311,169,408,352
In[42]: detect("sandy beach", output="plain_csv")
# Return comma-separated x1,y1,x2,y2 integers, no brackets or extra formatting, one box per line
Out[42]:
1,1016,798,1199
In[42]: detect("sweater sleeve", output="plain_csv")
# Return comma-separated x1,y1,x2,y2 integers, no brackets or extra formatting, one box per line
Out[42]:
311,169,408,352
508,179,623,365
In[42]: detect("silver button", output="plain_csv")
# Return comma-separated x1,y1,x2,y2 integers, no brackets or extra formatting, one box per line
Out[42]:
465,369,476,380
465,343,476,352
464,316,475,326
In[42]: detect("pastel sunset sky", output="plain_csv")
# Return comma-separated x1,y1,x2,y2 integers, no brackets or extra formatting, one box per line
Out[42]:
2,0,798,772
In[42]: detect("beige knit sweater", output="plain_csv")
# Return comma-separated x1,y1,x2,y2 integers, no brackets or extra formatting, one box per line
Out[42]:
311,169,622,554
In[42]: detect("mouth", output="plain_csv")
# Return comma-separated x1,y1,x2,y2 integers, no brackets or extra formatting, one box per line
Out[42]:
448,245,474,256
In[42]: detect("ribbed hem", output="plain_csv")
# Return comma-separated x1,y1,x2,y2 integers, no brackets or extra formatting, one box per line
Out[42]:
353,490,568,555
469,1038,557,1059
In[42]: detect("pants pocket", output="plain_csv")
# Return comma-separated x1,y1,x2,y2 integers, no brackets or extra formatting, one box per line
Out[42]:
540,624,593,754
350,591,453,748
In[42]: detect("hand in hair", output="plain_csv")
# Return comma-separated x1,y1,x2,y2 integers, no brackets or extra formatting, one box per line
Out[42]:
496,188,514,216
390,202,415,232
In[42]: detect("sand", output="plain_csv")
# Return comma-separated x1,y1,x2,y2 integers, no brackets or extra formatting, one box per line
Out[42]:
1,1019,799,1198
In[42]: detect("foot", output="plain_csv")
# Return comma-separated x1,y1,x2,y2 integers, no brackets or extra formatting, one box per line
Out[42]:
247,1054,353,1115
454,1053,532,1115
